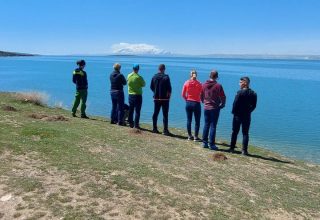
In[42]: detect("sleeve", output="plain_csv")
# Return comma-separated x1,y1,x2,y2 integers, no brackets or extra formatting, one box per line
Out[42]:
150,76,155,92
232,91,240,114
219,85,226,108
167,76,172,97
121,74,127,85
250,92,257,112
181,82,188,100
140,76,146,87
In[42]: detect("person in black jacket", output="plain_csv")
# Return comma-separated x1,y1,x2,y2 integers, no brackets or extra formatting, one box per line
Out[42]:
72,60,89,118
229,76,257,155
150,64,172,135
110,63,127,125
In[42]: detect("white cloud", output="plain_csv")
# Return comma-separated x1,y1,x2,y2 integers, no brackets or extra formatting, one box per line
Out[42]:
111,43,170,55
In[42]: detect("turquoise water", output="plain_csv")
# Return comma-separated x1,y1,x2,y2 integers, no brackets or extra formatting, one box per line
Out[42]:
1,55,320,163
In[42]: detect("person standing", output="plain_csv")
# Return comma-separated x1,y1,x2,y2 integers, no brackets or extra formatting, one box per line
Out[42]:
229,77,257,155
150,64,172,135
127,64,146,129
201,70,226,150
72,59,89,118
181,70,202,141
110,63,127,125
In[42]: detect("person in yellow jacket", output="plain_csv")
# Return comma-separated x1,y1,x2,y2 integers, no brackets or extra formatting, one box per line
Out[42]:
127,64,146,129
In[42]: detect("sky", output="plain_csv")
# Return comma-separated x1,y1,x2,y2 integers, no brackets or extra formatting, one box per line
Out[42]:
1,0,320,55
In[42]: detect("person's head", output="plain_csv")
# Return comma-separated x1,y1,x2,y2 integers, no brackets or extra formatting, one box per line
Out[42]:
210,70,218,80
113,63,121,71
239,76,250,89
77,60,86,69
133,64,140,73
190,70,197,80
158,64,166,73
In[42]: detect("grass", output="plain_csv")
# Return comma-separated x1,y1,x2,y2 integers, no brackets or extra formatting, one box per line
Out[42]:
0,92,319,219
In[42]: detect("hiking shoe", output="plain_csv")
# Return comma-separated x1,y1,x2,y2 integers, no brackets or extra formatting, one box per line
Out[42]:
210,145,219,151
188,136,194,141
152,129,160,134
81,115,89,119
193,137,202,142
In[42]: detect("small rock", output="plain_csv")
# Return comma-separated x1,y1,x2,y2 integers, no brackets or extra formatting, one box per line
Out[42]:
0,194,12,202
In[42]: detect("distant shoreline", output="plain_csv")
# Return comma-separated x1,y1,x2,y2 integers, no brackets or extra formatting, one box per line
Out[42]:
0,50,35,57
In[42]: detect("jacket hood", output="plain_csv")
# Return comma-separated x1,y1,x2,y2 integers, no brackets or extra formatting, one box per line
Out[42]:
111,70,121,78
204,80,217,89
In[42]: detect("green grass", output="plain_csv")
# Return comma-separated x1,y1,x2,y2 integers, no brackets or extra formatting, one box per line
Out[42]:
0,92,320,219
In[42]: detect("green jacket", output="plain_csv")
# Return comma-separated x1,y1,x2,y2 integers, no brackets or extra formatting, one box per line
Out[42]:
127,72,146,95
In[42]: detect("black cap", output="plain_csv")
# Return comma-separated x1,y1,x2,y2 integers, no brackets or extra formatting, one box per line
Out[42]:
77,60,86,66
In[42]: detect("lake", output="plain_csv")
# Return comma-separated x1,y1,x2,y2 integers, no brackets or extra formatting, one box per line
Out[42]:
1,55,320,163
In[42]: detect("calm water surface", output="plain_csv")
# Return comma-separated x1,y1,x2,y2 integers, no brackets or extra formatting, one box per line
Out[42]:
1,56,320,163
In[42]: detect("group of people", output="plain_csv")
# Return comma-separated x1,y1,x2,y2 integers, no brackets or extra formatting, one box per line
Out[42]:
71,60,257,155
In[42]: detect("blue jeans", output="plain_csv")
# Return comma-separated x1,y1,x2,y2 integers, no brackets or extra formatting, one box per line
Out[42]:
128,94,142,128
202,108,220,146
110,90,124,124
185,101,201,137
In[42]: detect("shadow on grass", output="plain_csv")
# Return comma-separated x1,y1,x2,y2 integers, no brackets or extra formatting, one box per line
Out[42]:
218,145,293,164
138,127,188,140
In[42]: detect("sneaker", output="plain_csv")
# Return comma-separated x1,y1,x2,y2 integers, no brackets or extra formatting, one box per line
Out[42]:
81,115,89,119
188,136,194,141
202,143,209,148
242,150,249,156
193,137,202,142
110,121,117,124
228,147,235,153
134,126,141,130
162,130,171,136
210,145,219,151
72,113,77,117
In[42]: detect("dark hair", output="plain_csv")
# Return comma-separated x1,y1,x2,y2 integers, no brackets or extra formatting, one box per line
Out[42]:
76,60,86,66
158,64,166,71
240,76,250,84
210,70,218,79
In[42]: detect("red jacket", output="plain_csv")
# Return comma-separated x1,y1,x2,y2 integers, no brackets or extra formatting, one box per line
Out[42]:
201,80,226,110
181,79,202,102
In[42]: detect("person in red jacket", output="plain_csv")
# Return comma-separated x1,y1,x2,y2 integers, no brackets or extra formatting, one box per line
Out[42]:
181,70,202,141
201,70,226,150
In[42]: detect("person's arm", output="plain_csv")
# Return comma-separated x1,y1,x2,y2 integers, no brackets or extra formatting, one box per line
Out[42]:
150,76,155,92
231,91,241,114
121,74,127,85
181,82,188,100
140,76,146,87
219,85,226,108
167,76,172,98
250,92,257,112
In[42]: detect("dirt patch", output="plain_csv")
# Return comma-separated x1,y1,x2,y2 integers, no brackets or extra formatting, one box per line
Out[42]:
1,105,17,112
28,113,68,122
128,128,142,135
211,152,227,161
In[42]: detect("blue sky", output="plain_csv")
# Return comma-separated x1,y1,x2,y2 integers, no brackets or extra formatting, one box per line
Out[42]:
1,0,320,55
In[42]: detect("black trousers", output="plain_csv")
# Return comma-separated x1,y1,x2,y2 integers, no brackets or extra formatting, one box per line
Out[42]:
230,115,251,151
152,100,169,131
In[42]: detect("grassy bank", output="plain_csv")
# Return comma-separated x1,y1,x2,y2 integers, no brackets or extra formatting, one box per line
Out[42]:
0,92,319,219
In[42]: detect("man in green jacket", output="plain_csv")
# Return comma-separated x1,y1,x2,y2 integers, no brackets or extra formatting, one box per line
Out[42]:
127,64,146,129
71,60,89,118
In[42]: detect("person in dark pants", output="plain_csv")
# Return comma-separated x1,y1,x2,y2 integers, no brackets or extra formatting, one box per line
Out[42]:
127,64,146,129
150,64,172,135
229,76,257,155
72,59,89,118
181,70,202,141
110,63,127,125
201,70,226,150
